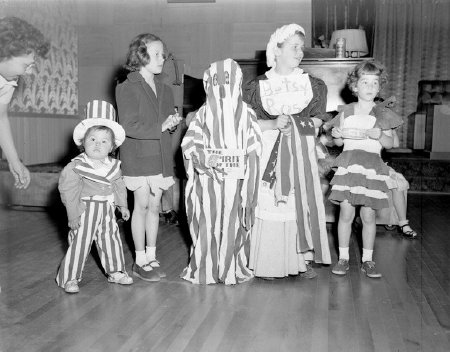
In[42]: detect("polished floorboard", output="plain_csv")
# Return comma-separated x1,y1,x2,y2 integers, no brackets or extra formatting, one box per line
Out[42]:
0,193,449,352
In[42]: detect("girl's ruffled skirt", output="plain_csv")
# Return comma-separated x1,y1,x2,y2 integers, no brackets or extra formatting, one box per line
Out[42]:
329,150,390,210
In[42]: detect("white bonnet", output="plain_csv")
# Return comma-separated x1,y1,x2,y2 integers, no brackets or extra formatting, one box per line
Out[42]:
266,23,306,68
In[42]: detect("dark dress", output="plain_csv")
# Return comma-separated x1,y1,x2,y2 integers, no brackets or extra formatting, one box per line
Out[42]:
115,71,175,178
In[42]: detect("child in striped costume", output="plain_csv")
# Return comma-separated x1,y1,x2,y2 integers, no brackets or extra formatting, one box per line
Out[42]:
181,59,263,285
56,100,133,293
328,61,403,278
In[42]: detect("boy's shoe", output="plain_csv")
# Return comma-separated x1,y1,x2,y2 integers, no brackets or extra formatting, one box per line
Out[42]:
108,271,133,285
64,280,80,294
132,263,160,282
300,264,318,279
361,261,382,278
332,259,350,275
148,259,166,278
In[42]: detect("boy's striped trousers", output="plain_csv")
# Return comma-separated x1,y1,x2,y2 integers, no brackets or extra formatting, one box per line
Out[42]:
56,197,126,287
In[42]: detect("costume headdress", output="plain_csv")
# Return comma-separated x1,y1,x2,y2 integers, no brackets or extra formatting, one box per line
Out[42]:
73,100,125,146
266,23,305,68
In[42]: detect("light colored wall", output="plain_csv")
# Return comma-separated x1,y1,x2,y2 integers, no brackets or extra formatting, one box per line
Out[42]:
3,0,312,165
77,0,312,108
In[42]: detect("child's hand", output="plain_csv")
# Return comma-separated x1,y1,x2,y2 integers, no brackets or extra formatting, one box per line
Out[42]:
68,217,81,230
311,117,323,128
120,207,130,221
366,128,382,140
162,111,183,132
277,114,292,136
162,116,173,132
331,127,343,139
207,154,221,168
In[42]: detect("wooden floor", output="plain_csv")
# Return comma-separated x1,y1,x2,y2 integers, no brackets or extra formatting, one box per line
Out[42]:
0,193,449,352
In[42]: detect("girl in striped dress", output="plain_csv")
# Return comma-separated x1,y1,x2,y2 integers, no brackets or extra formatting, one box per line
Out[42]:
181,59,263,285
328,61,402,278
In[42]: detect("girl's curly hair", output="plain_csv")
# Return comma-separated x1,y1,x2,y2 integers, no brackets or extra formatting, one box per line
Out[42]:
123,33,166,71
78,126,117,156
347,60,388,95
0,17,50,60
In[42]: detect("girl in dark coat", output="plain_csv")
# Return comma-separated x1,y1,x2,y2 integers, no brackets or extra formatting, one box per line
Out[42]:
116,33,181,282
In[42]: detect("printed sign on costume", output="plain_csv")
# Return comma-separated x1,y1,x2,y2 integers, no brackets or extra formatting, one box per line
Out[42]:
205,148,245,179
259,73,313,115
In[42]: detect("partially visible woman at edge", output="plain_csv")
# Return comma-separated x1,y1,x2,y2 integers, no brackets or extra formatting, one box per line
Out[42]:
243,23,331,280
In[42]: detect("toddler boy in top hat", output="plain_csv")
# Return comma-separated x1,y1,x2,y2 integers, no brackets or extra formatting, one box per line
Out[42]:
56,100,133,293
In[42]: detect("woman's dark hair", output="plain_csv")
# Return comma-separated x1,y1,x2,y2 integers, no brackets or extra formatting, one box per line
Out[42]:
123,33,166,71
78,126,117,156
0,16,50,61
347,60,388,94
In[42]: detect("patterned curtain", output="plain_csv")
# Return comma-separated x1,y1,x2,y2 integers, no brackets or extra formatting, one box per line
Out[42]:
373,0,450,148
312,0,375,53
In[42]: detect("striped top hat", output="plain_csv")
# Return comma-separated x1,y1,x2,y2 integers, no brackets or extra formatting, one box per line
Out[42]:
73,100,125,147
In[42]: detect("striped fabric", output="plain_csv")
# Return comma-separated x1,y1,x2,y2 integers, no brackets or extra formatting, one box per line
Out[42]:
181,59,263,285
330,150,391,209
86,100,116,121
56,197,126,287
74,100,125,147
72,154,122,186
282,115,330,262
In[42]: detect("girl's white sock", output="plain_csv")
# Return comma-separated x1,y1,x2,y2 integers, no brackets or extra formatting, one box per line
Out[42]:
362,248,373,263
339,247,349,260
135,250,147,266
146,246,156,262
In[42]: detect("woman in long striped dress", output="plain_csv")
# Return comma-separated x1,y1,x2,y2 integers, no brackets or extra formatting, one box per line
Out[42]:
180,58,263,285
243,24,331,280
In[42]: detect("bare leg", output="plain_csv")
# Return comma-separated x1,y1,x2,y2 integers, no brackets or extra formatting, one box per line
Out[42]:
337,200,355,248
392,188,418,238
359,206,382,277
392,188,407,223
145,187,163,247
171,177,180,213
331,200,355,275
131,185,151,252
360,206,376,251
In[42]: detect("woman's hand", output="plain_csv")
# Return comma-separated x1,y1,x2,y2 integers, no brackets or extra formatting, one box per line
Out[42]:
8,160,31,189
